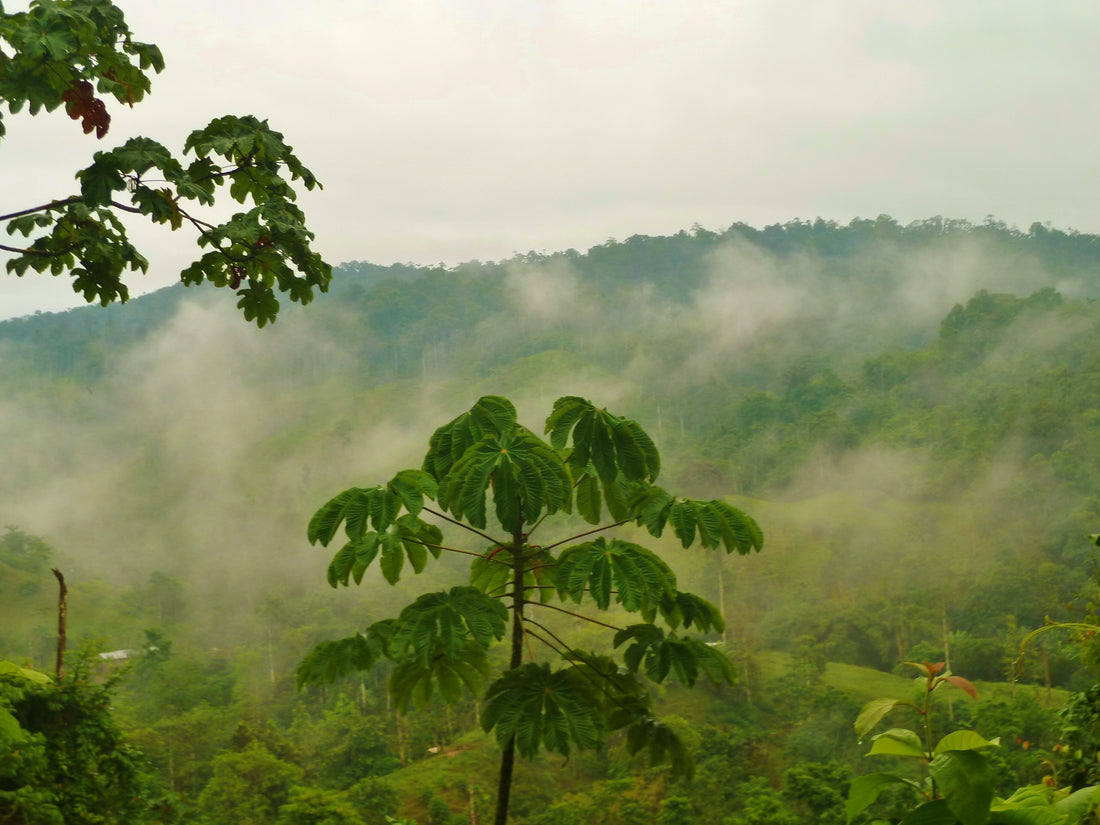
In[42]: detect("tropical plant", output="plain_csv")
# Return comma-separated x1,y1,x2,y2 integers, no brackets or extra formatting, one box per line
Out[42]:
1,0,330,325
848,662,1100,825
299,395,763,824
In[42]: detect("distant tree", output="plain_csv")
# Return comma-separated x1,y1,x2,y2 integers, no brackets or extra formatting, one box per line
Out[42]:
299,395,762,824
1,0,330,325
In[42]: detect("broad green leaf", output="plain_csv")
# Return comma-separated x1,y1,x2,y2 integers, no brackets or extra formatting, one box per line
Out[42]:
655,591,724,633
1051,784,1100,822
0,706,25,743
934,730,998,755
931,750,995,825
847,773,918,824
899,799,958,825
0,661,50,684
575,471,602,524
868,728,926,759
855,698,901,741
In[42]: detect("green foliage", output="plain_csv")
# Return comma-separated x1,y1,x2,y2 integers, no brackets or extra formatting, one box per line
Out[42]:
303,395,761,822
0,658,153,825
847,662,1100,825
1,0,329,325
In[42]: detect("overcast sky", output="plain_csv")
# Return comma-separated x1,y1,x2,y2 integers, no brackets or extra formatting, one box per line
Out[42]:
2,0,1099,319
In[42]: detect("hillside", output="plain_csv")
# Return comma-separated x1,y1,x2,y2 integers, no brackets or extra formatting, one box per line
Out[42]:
4,215,1100,823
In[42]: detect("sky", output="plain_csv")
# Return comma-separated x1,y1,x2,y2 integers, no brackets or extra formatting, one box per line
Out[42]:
2,0,1099,320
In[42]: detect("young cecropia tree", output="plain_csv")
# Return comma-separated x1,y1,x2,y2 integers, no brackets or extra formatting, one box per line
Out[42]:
1,0,331,326
298,395,763,824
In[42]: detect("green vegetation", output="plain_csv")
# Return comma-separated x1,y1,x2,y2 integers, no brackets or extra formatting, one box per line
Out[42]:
6,216,1100,820
1,0,330,325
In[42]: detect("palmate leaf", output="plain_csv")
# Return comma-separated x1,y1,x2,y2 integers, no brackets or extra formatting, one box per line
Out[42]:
613,625,735,687
325,514,443,588
654,591,725,633
629,487,764,555
308,470,438,546
423,396,517,482
390,587,508,668
555,538,676,612
546,396,660,484
440,427,571,532
481,663,603,759
621,712,695,779
389,642,491,713
296,632,380,689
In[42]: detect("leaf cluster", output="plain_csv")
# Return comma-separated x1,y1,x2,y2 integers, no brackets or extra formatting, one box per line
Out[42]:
1,2,330,325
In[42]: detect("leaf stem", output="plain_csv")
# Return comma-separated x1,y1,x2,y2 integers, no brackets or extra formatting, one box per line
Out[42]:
423,506,507,547
522,600,624,632
543,520,629,552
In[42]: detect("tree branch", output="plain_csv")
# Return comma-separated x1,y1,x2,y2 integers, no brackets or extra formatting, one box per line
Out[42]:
0,196,83,222
523,600,624,632
543,520,630,552
422,506,507,547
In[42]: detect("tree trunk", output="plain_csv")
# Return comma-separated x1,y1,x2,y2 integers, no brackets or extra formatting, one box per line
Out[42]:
52,568,67,678
493,514,526,825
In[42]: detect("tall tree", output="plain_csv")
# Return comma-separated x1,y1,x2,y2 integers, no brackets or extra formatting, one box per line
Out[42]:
299,395,763,823
1,0,330,325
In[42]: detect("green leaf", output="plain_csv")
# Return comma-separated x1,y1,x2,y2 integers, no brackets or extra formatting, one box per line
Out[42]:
619,711,695,779
855,698,901,741
389,643,490,712
390,587,508,667
868,728,926,759
481,663,603,759
899,799,958,825
931,750,995,825
1051,784,1100,822
934,730,998,755
575,471,602,524
847,773,918,825
296,633,378,688
379,532,405,584
0,706,25,743
556,538,676,612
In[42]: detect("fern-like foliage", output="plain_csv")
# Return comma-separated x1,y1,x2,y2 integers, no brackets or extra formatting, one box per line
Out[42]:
481,663,603,759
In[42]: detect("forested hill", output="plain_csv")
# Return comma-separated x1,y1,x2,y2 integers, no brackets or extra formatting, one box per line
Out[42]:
5,215,1100,673
7,215,1100,823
